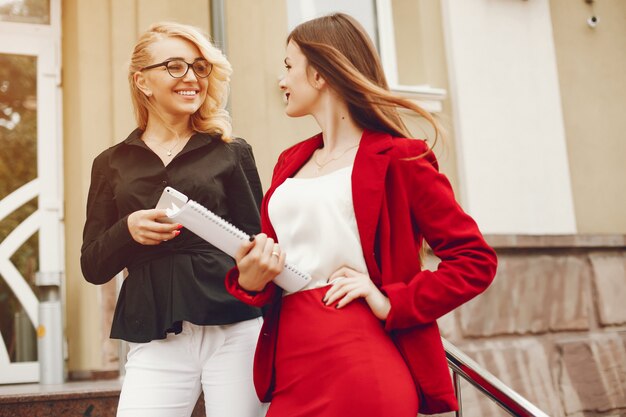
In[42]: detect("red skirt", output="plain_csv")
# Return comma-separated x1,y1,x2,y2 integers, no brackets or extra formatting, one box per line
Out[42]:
266,286,418,417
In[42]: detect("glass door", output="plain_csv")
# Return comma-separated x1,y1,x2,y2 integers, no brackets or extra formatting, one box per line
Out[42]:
0,0,62,384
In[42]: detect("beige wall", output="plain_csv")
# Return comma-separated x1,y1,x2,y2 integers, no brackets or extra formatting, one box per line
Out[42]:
63,0,113,373
404,0,626,234
550,0,626,234
226,0,319,187
62,0,211,372
391,0,459,194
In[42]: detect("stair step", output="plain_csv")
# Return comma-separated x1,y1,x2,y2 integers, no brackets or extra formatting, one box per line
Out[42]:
0,380,205,416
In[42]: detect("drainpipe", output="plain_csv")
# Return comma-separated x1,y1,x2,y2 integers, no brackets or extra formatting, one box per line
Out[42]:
211,0,227,55
211,0,231,112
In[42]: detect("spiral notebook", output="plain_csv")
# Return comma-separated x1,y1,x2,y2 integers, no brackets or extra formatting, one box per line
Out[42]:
156,186,312,293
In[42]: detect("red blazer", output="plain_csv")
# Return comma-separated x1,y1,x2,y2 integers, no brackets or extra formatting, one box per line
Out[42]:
226,129,497,414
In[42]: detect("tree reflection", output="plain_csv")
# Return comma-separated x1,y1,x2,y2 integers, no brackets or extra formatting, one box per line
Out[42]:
0,0,50,24
0,53,38,362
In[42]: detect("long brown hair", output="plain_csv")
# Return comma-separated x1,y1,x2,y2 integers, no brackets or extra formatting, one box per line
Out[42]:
129,22,233,141
288,13,440,149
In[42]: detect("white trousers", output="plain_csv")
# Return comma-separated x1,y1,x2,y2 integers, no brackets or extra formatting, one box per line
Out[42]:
117,318,266,417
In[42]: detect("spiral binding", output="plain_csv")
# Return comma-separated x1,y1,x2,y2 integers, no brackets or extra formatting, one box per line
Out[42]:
188,200,249,240
187,200,310,279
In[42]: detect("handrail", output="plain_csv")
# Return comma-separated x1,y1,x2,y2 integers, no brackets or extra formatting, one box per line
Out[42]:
443,338,550,417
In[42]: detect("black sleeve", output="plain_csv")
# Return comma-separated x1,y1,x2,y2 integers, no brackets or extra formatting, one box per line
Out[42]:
80,153,136,285
226,138,263,235
235,137,263,207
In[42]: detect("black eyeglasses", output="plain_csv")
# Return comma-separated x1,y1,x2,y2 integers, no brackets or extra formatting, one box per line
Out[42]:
141,58,212,78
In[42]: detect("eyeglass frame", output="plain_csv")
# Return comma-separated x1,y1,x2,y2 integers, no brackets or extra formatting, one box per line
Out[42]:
140,58,213,79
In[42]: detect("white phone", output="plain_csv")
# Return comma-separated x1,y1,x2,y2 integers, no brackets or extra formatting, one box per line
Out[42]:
155,186,188,220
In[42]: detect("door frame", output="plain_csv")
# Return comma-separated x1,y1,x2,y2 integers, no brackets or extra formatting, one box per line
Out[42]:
0,0,62,384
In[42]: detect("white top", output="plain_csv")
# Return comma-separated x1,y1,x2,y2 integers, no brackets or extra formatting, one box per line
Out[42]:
268,166,368,292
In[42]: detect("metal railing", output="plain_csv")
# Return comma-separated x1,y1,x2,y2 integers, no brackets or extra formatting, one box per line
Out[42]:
443,338,550,417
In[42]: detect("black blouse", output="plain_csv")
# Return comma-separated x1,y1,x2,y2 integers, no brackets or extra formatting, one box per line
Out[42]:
80,129,263,343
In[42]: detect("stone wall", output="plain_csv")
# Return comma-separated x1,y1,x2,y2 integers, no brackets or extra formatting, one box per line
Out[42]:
427,235,626,417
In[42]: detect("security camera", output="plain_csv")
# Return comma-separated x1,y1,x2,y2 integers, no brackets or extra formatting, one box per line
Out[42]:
587,15,598,28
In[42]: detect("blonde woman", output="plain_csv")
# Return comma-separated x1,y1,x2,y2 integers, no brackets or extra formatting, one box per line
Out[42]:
227,13,497,417
81,22,265,417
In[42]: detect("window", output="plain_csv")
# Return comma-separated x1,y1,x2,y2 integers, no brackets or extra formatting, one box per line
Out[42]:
286,0,445,112
0,0,61,384
0,0,50,25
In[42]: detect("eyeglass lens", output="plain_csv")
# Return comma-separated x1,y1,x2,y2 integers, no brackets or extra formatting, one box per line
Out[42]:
167,60,211,78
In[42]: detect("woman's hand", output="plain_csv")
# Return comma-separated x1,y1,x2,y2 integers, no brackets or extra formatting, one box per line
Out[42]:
127,209,181,245
234,233,286,292
323,267,391,320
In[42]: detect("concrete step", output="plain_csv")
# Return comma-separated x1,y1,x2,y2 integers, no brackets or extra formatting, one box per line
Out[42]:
0,380,205,416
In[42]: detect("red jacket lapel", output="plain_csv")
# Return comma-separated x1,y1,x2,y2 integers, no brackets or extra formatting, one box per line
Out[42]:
352,130,393,282
263,129,393,281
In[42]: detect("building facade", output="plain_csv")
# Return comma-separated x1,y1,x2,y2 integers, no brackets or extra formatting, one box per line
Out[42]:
0,0,624,415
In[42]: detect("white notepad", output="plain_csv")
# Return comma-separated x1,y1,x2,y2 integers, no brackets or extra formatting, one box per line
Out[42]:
156,186,312,293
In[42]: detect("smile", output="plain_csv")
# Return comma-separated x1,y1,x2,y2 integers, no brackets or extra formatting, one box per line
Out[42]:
176,90,198,96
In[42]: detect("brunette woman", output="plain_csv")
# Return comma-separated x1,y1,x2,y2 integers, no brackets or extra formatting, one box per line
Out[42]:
227,13,497,417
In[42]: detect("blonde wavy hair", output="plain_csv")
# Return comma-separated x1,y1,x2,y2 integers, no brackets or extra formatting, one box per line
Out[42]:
128,21,232,141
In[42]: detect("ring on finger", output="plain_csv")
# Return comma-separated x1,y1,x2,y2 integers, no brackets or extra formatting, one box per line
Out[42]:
271,243,281,258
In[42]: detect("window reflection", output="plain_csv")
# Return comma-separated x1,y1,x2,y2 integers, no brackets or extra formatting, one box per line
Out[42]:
286,0,378,49
0,0,50,25
0,53,39,363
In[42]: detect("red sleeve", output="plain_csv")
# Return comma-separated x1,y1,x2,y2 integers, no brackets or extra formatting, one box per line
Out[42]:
381,143,497,329
224,267,278,307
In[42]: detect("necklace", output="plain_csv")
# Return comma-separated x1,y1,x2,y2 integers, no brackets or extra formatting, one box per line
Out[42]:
145,134,189,157
152,137,181,157
313,143,359,172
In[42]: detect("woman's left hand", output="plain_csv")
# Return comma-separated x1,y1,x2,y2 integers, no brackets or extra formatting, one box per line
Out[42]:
323,267,391,320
